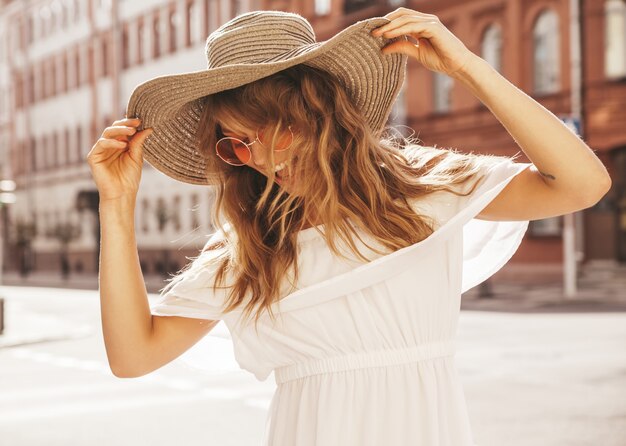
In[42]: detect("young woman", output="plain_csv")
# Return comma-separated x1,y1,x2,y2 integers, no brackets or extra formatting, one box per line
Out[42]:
87,8,611,446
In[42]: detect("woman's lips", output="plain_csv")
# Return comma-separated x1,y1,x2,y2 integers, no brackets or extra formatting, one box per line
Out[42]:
274,160,295,183
275,171,291,185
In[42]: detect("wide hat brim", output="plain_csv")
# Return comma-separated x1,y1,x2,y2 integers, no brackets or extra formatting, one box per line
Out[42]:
126,16,408,186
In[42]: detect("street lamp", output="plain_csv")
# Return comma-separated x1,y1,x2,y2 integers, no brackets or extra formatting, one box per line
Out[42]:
0,179,16,336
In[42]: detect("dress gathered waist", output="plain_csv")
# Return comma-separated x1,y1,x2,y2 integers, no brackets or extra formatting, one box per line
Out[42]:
274,339,457,384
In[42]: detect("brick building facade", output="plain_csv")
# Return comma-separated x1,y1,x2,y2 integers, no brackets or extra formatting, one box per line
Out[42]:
0,0,624,281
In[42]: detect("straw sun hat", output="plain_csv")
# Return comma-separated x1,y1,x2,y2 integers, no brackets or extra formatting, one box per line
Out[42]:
126,10,408,186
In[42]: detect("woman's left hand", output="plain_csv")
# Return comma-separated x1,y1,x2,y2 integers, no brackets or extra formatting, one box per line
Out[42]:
370,7,477,78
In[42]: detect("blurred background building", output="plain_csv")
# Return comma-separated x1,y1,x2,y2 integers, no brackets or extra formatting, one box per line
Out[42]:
0,0,624,282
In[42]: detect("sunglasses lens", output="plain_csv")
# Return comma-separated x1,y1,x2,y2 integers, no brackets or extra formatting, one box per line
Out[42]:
258,127,293,151
216,138,251,165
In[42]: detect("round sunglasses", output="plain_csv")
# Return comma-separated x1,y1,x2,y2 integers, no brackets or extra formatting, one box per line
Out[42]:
215,125,294,166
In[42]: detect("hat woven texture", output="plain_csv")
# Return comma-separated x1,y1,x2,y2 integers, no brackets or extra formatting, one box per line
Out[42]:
126,10,408,185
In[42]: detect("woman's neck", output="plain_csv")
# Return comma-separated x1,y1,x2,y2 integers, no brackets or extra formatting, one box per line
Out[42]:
300,213,323,230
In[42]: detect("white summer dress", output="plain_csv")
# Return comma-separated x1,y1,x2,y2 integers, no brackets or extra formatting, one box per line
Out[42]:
150,159,533,446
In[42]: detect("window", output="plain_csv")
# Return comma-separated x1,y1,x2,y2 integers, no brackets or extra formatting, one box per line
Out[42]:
43,211,50,236
122,26,130,69
14,72,24,109
65,128,71,165
36,63,44,101
41,134,47,170
605,0,626,78
40,5,51,38
142,198,150,233
155,197,168,232
207,187,216,232
220,0,232,23
481,23,502,73
98,0,111,11
76,126,83,162
87,44,94,84
152,13,161,59
51,0,63,34
102,115,111,134
50,57,58,97
30,137,36,171
233,0,243,16
388,79,407,128
41,60,48,99
65,52,73,90
191,193,200,230
44,135,50,170
35,137,42,171
169,6,179,53
27,14,34,45
137,19,145,64
61,130,68,166
27,68,34,104
314,0,331,16
172,195,181,230
53,131,59,168
75,47,81,87
185,1,192,47
344,0,370,14
61,1,68,27
204,0,217,37
433,71,453,113
186,1,200,47
17,141,25,175
43,135,49,169
532,9,560,94
73,0,81,22
529,216,562,236
60,54,67,93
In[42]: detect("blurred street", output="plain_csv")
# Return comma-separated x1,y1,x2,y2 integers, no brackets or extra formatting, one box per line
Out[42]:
0,260,624,446
1,0,625,444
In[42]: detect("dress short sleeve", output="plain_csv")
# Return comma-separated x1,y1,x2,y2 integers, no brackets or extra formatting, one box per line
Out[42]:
150,231,231,321
418,158,534,294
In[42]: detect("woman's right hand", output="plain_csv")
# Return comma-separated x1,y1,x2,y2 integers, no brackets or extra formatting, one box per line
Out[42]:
87,118,153,203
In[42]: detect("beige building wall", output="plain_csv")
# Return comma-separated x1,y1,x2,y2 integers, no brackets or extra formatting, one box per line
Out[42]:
0,0,624,281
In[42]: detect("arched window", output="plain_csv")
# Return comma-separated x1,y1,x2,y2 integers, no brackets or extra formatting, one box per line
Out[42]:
51,0,63,34
190,193,200,230
39,6,51,38
481,23,502,73
388,79,407,129
532,9,560,94
152,13,161,59
169,6,179,53
60,1,68,27
137,19,147,65
186,0,201,47
207,187,217,232
605,0,626,78
433,71,453,113
315,0,331,16
172,195,181,231
141,198,150,233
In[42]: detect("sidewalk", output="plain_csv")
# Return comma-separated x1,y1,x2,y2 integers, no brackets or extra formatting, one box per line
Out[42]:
0,259,624,349
0,272,173,349
2,260,624,307
0,270,170,294
461,259,626,313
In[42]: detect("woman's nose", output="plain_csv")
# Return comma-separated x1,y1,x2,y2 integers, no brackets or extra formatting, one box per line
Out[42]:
248,139,268,168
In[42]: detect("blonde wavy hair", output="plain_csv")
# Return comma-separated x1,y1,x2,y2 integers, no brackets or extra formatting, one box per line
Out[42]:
160,64,518,330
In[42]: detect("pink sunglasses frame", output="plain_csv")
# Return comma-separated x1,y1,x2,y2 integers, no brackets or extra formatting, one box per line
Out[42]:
215,125,295,166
